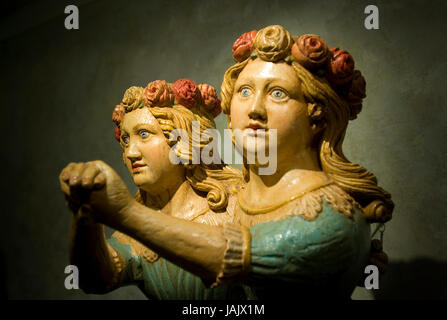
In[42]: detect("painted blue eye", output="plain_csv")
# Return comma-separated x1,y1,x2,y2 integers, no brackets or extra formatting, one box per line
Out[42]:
241,88,252,97
271,89,285,100
140,131,149,139
122,135,129,144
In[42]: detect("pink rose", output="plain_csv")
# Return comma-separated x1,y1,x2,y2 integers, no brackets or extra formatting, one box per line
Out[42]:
326,47,355,85
112,104,124,126
198,83,218,111
291,34,328,70
172,79,202,108
232,30,257,62
143,80,174,107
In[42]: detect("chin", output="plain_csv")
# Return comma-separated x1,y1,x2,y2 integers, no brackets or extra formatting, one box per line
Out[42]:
133,174,153,189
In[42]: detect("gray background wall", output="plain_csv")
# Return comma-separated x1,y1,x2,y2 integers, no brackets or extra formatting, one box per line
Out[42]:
1,0,446,299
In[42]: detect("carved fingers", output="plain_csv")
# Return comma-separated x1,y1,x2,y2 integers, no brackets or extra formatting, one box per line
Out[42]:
59,161,107,215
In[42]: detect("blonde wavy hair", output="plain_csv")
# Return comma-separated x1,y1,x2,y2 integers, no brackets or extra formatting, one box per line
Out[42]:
116,85,242,212
221,25,394,222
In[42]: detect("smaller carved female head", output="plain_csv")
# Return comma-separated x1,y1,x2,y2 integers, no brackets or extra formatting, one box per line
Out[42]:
221,25,393,222
112,79,238,211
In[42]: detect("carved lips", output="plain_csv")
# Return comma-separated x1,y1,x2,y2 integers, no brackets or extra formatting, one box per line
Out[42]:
131,162,146,173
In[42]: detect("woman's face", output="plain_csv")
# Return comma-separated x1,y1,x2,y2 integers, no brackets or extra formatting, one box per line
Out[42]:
120,108,184,193
229,59,314,164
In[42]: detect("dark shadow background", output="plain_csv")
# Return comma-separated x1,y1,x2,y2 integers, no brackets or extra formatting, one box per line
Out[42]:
1,0,446,299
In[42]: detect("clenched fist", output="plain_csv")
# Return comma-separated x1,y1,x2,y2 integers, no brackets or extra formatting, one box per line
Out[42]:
59,160,136,228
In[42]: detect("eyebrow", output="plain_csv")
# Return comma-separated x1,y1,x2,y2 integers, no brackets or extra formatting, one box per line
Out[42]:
132,123,157,134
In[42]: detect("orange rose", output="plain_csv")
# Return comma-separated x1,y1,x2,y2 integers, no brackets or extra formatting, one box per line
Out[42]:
291,34,328,70
198,84,218,110
232,30,257,62
112,104,124,126
143,80,174,107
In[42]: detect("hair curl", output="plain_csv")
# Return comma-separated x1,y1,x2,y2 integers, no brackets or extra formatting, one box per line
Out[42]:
221,25,394,223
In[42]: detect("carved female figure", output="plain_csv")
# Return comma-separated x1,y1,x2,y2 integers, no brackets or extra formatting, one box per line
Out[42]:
61,79,245,298
60,25,392,299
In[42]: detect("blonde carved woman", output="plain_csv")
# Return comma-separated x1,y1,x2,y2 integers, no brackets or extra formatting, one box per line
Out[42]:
60,79,245,299
60,25,393,299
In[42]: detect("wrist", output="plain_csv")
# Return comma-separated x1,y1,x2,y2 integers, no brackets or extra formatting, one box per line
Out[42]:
73,206,99,228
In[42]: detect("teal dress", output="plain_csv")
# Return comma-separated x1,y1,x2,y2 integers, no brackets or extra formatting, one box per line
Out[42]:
107,200,370,299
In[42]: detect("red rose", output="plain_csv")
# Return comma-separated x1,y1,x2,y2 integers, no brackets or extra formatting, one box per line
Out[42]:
114,126,121,142
346,70,366,104
349,103,363,120
326,47,355,85
112,104,124,126
346,70,366,120
214,98,222,117
143,80,174,107
291,34,328,70
172,79,202,108
198,83,218,111
232,30,257,62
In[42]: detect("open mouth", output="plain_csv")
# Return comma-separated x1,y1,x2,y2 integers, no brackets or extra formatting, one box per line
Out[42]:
245,122,268,136
132,163,146,172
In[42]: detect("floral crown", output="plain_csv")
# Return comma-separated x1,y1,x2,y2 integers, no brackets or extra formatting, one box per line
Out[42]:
112,79,222,141
232,26,366,120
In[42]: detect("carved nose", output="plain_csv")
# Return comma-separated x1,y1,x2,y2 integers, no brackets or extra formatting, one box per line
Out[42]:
248,97,267,122
126,141,141,161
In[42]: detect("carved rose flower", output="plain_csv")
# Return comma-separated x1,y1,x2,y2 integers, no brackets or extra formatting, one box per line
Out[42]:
143,80,174,107
291,34,329,70
326,47,355,85
349,103,363,120
232,30,257,62
172,79,202,108
114,126,121,142
198,84,218,110
346,70,366,120
254,25,293,62
121,86,145,112
346,70,366,104
112,104,124,126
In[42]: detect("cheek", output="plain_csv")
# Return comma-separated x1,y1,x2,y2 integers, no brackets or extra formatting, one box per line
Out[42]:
230,98,248,128
269,105,309,140
123,152,132,172
141,138,172,170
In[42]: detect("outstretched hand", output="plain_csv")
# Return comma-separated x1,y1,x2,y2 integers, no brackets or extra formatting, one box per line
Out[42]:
59,160,135,228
